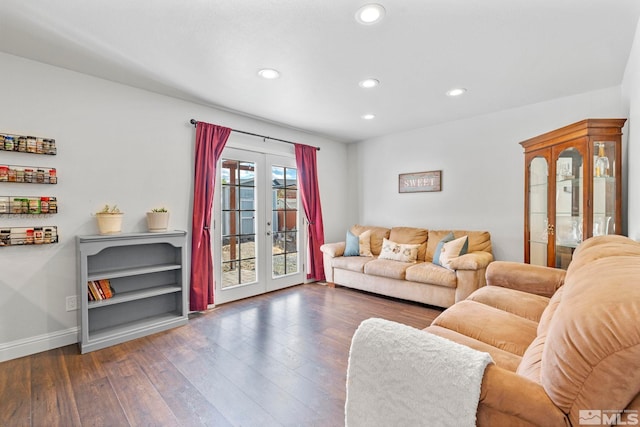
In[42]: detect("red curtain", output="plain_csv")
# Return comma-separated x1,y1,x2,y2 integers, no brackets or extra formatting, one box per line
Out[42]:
190,122,231,311
295,144,326,281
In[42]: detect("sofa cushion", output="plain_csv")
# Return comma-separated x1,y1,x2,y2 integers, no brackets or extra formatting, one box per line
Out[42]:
363,258,413,280
467,286,550,322
378,238,420,263
405,262,457,288
431,300,538,356
332,255,373,273
351,225,390,256
425,325,522,372
389,227,428,261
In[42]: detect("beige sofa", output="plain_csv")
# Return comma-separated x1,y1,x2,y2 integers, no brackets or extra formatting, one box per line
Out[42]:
347,234,640,426
321,225,493,308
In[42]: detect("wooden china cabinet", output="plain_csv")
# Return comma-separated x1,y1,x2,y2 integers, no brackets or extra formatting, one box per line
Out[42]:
520,118,626,269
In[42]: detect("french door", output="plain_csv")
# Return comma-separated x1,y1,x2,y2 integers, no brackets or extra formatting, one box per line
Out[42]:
213,147,305,304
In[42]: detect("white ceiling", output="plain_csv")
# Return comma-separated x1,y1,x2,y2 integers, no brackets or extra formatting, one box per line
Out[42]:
1,0,639,143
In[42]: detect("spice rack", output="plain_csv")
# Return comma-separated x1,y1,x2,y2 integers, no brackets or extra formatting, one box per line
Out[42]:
1,131,60,247
0,165,57,184
0,196,58,215
0,226,59,246
0,133,57,155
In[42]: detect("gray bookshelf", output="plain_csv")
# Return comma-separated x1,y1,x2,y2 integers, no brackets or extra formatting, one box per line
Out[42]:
76,231,188,353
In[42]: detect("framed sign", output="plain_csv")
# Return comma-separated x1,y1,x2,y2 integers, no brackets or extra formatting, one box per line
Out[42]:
399,170,442,193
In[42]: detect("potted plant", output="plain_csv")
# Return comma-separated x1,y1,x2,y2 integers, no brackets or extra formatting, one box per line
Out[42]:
95,204,124,235
146,207,169,232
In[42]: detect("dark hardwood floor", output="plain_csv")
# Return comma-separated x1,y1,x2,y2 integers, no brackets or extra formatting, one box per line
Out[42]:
0,284,442,427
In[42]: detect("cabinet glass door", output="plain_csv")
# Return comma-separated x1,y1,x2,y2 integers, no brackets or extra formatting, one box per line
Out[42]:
555,147,583,269
593,141,616,236
528,156,548,266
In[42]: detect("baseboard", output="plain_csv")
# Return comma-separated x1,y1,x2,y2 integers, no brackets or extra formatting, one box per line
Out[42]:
0,327,79,363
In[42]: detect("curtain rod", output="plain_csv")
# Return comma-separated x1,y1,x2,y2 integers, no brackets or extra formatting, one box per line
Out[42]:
189,119,320,151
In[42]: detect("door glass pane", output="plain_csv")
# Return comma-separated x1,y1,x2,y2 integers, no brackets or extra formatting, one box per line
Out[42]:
593,141,616,235
528,157,548,266
220,159,257,288
555,148,583,269
272,165,299,278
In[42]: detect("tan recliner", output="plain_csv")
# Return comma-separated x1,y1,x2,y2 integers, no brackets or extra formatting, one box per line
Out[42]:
424,235,640,426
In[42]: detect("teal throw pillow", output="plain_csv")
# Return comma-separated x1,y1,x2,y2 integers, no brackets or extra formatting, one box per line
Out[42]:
344,230,360,256
432,232,455,266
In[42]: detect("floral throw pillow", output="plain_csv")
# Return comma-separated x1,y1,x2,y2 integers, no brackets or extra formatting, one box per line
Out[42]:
378,238,421,263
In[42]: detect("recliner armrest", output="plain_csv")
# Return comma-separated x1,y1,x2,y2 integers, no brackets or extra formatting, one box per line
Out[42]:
486,261,565,297
478,364,568,426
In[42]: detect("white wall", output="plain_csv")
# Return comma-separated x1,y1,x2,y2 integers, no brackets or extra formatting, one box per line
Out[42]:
0,52,349,361
351,87,627,262
623,17,640,240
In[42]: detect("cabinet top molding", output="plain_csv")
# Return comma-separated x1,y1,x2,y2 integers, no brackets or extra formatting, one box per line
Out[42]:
520,118,627,152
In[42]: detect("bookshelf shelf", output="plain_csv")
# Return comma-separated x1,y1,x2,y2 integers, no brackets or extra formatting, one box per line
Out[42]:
77,231,188,353
87,263,182,281
87,284,182,309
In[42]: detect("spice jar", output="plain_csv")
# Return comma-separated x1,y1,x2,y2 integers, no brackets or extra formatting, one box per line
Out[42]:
40,197,49,214
4,135,14,151
27,136,36,153
0,165,8,182
24,168,33,183
25,228,34,244
36,138,44,154
0,197,8,213
18,137,27,152
36,169,45,183
11,198,23,214
44,228,52,244
34,227,44,244
0,229,10,246
49,168,57,184
15,168,24,183
7,168,16,182
48,197,57,214
29,198,40,214
48,139,57,155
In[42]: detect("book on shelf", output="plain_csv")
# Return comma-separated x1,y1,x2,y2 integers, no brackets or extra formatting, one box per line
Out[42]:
87,279,115,301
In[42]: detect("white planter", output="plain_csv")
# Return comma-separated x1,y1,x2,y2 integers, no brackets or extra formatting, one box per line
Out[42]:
146,212,169,232
95,213,124,235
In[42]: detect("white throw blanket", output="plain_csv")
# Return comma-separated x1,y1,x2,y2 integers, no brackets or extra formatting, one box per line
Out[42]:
345,318,493,427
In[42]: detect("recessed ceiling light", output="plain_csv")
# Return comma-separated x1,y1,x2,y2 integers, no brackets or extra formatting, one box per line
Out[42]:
355,4,386,25
359,78,380,89
258,68,280,79
446,87,467,97
362,114,376,120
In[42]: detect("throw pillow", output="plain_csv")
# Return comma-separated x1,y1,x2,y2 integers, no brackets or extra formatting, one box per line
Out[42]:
344,230,360,256
344,229,373,257
358,229,373,256
378,238,421,263
432,232,455,266
439,235,469,269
